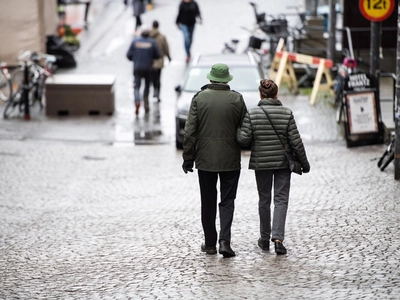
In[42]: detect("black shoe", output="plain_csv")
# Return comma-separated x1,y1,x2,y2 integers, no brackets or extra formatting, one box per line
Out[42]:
258,238,270,251
201,244,217,255
219,240,236,257
274,240,287,255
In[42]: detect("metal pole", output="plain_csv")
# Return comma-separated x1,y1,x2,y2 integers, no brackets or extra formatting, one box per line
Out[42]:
23,62,30,121
312,0,318,16
395,3,400,180
370,21,381,79
327,0,336,62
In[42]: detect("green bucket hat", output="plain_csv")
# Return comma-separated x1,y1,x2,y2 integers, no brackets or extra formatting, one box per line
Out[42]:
206,63,233,82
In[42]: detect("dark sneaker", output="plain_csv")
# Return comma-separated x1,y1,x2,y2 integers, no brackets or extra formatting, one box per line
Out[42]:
258,238,270,251
274,240,287,255
201,244,217,255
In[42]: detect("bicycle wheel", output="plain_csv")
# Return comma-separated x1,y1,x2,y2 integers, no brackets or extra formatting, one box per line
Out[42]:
0,68,12,102
377,149,388,168
379,151,394,171
335,96,344,123
11,68,37,106
3,91,22,119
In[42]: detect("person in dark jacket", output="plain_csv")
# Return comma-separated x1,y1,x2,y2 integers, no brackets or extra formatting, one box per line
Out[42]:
237,79,310,255
182,63,247,258
126,25,160,115
176,0,202,63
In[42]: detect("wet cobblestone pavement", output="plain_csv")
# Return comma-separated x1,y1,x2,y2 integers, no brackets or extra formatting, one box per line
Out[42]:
1,0,399,299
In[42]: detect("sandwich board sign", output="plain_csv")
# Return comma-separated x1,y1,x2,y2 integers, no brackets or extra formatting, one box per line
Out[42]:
343,72,384,147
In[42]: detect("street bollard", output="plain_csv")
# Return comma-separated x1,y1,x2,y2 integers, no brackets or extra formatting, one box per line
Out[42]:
23,62,30,121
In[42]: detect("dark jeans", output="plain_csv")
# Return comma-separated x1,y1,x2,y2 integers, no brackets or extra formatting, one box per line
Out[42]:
152,68,161,98
198,169,240,246
255,169,291,242
133,69,152,109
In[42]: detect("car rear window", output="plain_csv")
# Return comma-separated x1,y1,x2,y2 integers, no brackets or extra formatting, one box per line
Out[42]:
183,67,261,92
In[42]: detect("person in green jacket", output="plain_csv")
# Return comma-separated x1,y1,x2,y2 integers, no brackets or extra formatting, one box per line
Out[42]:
182,63,247,258
237,79,310,255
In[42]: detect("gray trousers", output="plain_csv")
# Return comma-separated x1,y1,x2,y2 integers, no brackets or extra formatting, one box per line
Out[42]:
255,169,291,242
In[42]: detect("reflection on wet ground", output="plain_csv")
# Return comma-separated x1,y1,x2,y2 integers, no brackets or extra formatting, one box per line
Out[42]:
134,102,170,145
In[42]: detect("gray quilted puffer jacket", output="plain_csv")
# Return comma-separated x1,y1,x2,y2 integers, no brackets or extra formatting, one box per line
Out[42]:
237,98,310,171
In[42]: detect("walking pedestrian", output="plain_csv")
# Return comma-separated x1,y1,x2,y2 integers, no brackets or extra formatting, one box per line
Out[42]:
182,63,247,258
149,20,171,103
124,0,146,35
237,79,310,255
175,0,202,63
126,25,160,116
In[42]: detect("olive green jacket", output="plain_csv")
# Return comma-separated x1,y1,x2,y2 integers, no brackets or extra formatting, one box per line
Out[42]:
183,83,247,172
237,98,310,171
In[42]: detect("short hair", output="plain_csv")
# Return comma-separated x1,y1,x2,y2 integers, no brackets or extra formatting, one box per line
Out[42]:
258,79,278,99
152,20,159,29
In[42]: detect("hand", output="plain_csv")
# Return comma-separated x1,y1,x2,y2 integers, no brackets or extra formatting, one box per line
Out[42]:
182,160,194,174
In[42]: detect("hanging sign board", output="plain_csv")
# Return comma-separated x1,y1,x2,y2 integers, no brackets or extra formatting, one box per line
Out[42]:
343,72,384,147
359,0,395,22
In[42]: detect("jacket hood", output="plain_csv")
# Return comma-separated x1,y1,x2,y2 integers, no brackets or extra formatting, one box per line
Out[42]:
149,29,160,38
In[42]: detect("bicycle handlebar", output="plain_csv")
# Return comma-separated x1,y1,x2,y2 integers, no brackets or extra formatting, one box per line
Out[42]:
17,51,56,63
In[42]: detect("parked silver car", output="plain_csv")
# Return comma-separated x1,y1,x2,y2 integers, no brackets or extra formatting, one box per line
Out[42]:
175,52,264,149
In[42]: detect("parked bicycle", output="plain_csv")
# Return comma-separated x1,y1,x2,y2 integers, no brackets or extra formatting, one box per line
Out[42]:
0,61,13,102
249,2,289,56
377,135,395,172
4,51,56,119
222,26,271,74
333,57,358,123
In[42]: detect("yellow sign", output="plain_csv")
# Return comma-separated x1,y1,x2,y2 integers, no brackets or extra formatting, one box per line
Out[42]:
359,0,395,22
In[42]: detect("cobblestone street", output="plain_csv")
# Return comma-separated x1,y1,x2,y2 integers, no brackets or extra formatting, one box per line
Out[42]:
1,132,399,299
1,0,399,299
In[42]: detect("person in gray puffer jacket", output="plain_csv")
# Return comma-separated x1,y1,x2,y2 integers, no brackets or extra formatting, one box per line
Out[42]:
237,79,310,255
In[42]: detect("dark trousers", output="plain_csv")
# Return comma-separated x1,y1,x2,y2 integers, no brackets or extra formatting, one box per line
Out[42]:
198,169,240,246
133,69,152,109
152,68,161,98
135,16,142,31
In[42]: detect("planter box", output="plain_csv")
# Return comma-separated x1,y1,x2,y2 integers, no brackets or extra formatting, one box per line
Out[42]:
45,74,115,116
